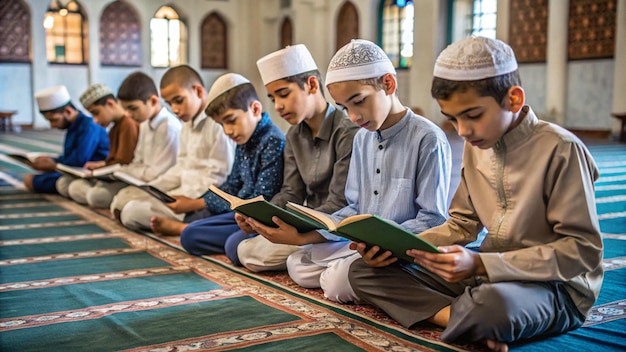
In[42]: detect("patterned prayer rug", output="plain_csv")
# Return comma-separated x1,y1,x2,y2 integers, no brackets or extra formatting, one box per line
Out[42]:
1,130,624,351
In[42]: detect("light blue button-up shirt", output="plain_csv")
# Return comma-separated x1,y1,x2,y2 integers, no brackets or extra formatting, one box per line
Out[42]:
322,109,452,241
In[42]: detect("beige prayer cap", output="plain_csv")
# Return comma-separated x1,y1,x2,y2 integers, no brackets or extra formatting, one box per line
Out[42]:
325,39,396,86
80,83,114,108
256,44,318,85
35,85,71,112
433,36,518,81
206,73,251,107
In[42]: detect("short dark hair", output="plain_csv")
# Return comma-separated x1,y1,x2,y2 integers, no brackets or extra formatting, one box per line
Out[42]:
160,65,204,90
91,94,116,107
117,72,158,102
41,101,76,114
431,70,522,106
205,83,259,118
281,69,325,98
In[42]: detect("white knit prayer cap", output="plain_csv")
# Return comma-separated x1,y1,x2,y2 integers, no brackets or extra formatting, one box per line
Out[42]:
433,36,518,81
35,85,72,112
256,44,318,85
206,73,251,107
80,83,114,108
325,39,396,86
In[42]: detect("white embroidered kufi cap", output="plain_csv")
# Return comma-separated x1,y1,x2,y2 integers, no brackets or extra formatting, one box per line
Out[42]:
35,85,71,112
325,39,396,86
80,83,114,108
433,36,518,81
207,73,251,107
256,44,318,85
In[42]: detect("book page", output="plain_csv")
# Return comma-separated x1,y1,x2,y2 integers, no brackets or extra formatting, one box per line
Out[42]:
57,164,91,178
337,214,374,227
91,163,121,177
208,185,265,209
113,171,146,186
285,202,338,230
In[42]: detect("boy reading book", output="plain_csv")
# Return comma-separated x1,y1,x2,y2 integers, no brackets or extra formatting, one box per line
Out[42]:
67,83,139,208
149,73,284,258
247,39,452,303
348,37,603,351
115,66,235,231
24,85,109,196
233,44,358,271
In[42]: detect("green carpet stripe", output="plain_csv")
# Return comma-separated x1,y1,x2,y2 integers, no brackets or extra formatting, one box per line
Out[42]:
0,238,131,260
0,197,48,205
0,140,59,152
0,297,299,352
230,332,366,351
0,214,82,226
0,205,66,215
596,202,626,215
0,160,31,173
0,224,106,240
0,189,31,196
0,252,171,283
602,238,626,259
0,272,223,318
197,254,457,351
599,218,626,234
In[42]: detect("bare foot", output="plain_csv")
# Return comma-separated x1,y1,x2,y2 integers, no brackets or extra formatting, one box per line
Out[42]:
484,339,508,352
150,216,187,236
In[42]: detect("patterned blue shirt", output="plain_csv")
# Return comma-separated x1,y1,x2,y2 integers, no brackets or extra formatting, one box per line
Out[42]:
55,112,109,167
202,113,285,213
322,109,452,241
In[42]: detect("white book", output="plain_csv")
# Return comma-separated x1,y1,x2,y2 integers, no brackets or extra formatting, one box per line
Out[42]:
113,171,175,203
7,152,56,167
56,163,121,180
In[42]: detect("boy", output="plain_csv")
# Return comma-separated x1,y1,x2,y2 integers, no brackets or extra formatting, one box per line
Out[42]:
109,72,182,216
232,44,358,270
116,65,235,231
348,37,603,351
151,73,284,256
24,85,109,195
67,83,139,208
247,39,452,303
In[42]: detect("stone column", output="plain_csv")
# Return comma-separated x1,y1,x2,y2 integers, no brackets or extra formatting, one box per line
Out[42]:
546,0,569,126
612,0,626,136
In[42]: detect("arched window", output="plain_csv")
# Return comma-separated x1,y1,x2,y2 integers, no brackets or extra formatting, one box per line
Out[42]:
470,0,497,38
44,0,87,64
100,1,141,66
380,0,413,68
336,1,359,51
280,17,292,48
0,0,31,62
150,5,187,67
201,12,227,69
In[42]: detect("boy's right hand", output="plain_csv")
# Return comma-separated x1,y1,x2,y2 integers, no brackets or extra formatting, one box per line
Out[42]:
234,213,255,234
350,242,397,267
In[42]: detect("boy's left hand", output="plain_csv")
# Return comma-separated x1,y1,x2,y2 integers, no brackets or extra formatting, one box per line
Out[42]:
407,245,486,282
165,196,204,214
350,242,397,267
84,160,106,170
247,217,325,246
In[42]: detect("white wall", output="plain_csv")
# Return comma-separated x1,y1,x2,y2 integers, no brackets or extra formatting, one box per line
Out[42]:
2,0,623,136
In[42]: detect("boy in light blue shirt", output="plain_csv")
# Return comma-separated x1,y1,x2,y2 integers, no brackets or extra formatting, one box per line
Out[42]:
247,39,452,303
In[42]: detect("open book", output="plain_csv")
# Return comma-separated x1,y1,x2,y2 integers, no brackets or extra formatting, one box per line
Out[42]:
208,185,322,232
56,163,121,180
113,171,176,203
7,152,56,168
286,202,439,262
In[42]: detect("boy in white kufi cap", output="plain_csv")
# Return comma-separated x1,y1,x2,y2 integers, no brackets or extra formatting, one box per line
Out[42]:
235,44,359,273
247,38,452,305
349,36,602,351
24,85,109,196
146,72,285,261
67,83,139,208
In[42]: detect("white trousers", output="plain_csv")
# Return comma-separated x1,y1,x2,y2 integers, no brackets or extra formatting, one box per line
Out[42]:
237,235,300,272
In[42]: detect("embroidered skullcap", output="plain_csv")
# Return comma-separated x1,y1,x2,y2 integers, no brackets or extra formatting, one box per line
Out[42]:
325,39,396,86
206,73,251,107
80,83,114,108
257,44,318,85
35,85,71,112
433,36,518,81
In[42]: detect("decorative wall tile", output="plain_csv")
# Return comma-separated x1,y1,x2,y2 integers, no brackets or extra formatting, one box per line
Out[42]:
509,0,548,63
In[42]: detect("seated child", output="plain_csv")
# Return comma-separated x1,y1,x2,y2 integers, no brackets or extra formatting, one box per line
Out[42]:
233,44,358,270
348,37,603,352
67,83,139,208
116,65,235,231
150,73,284,257
24,85,109,195
109,72,183,216
247,39,452,303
